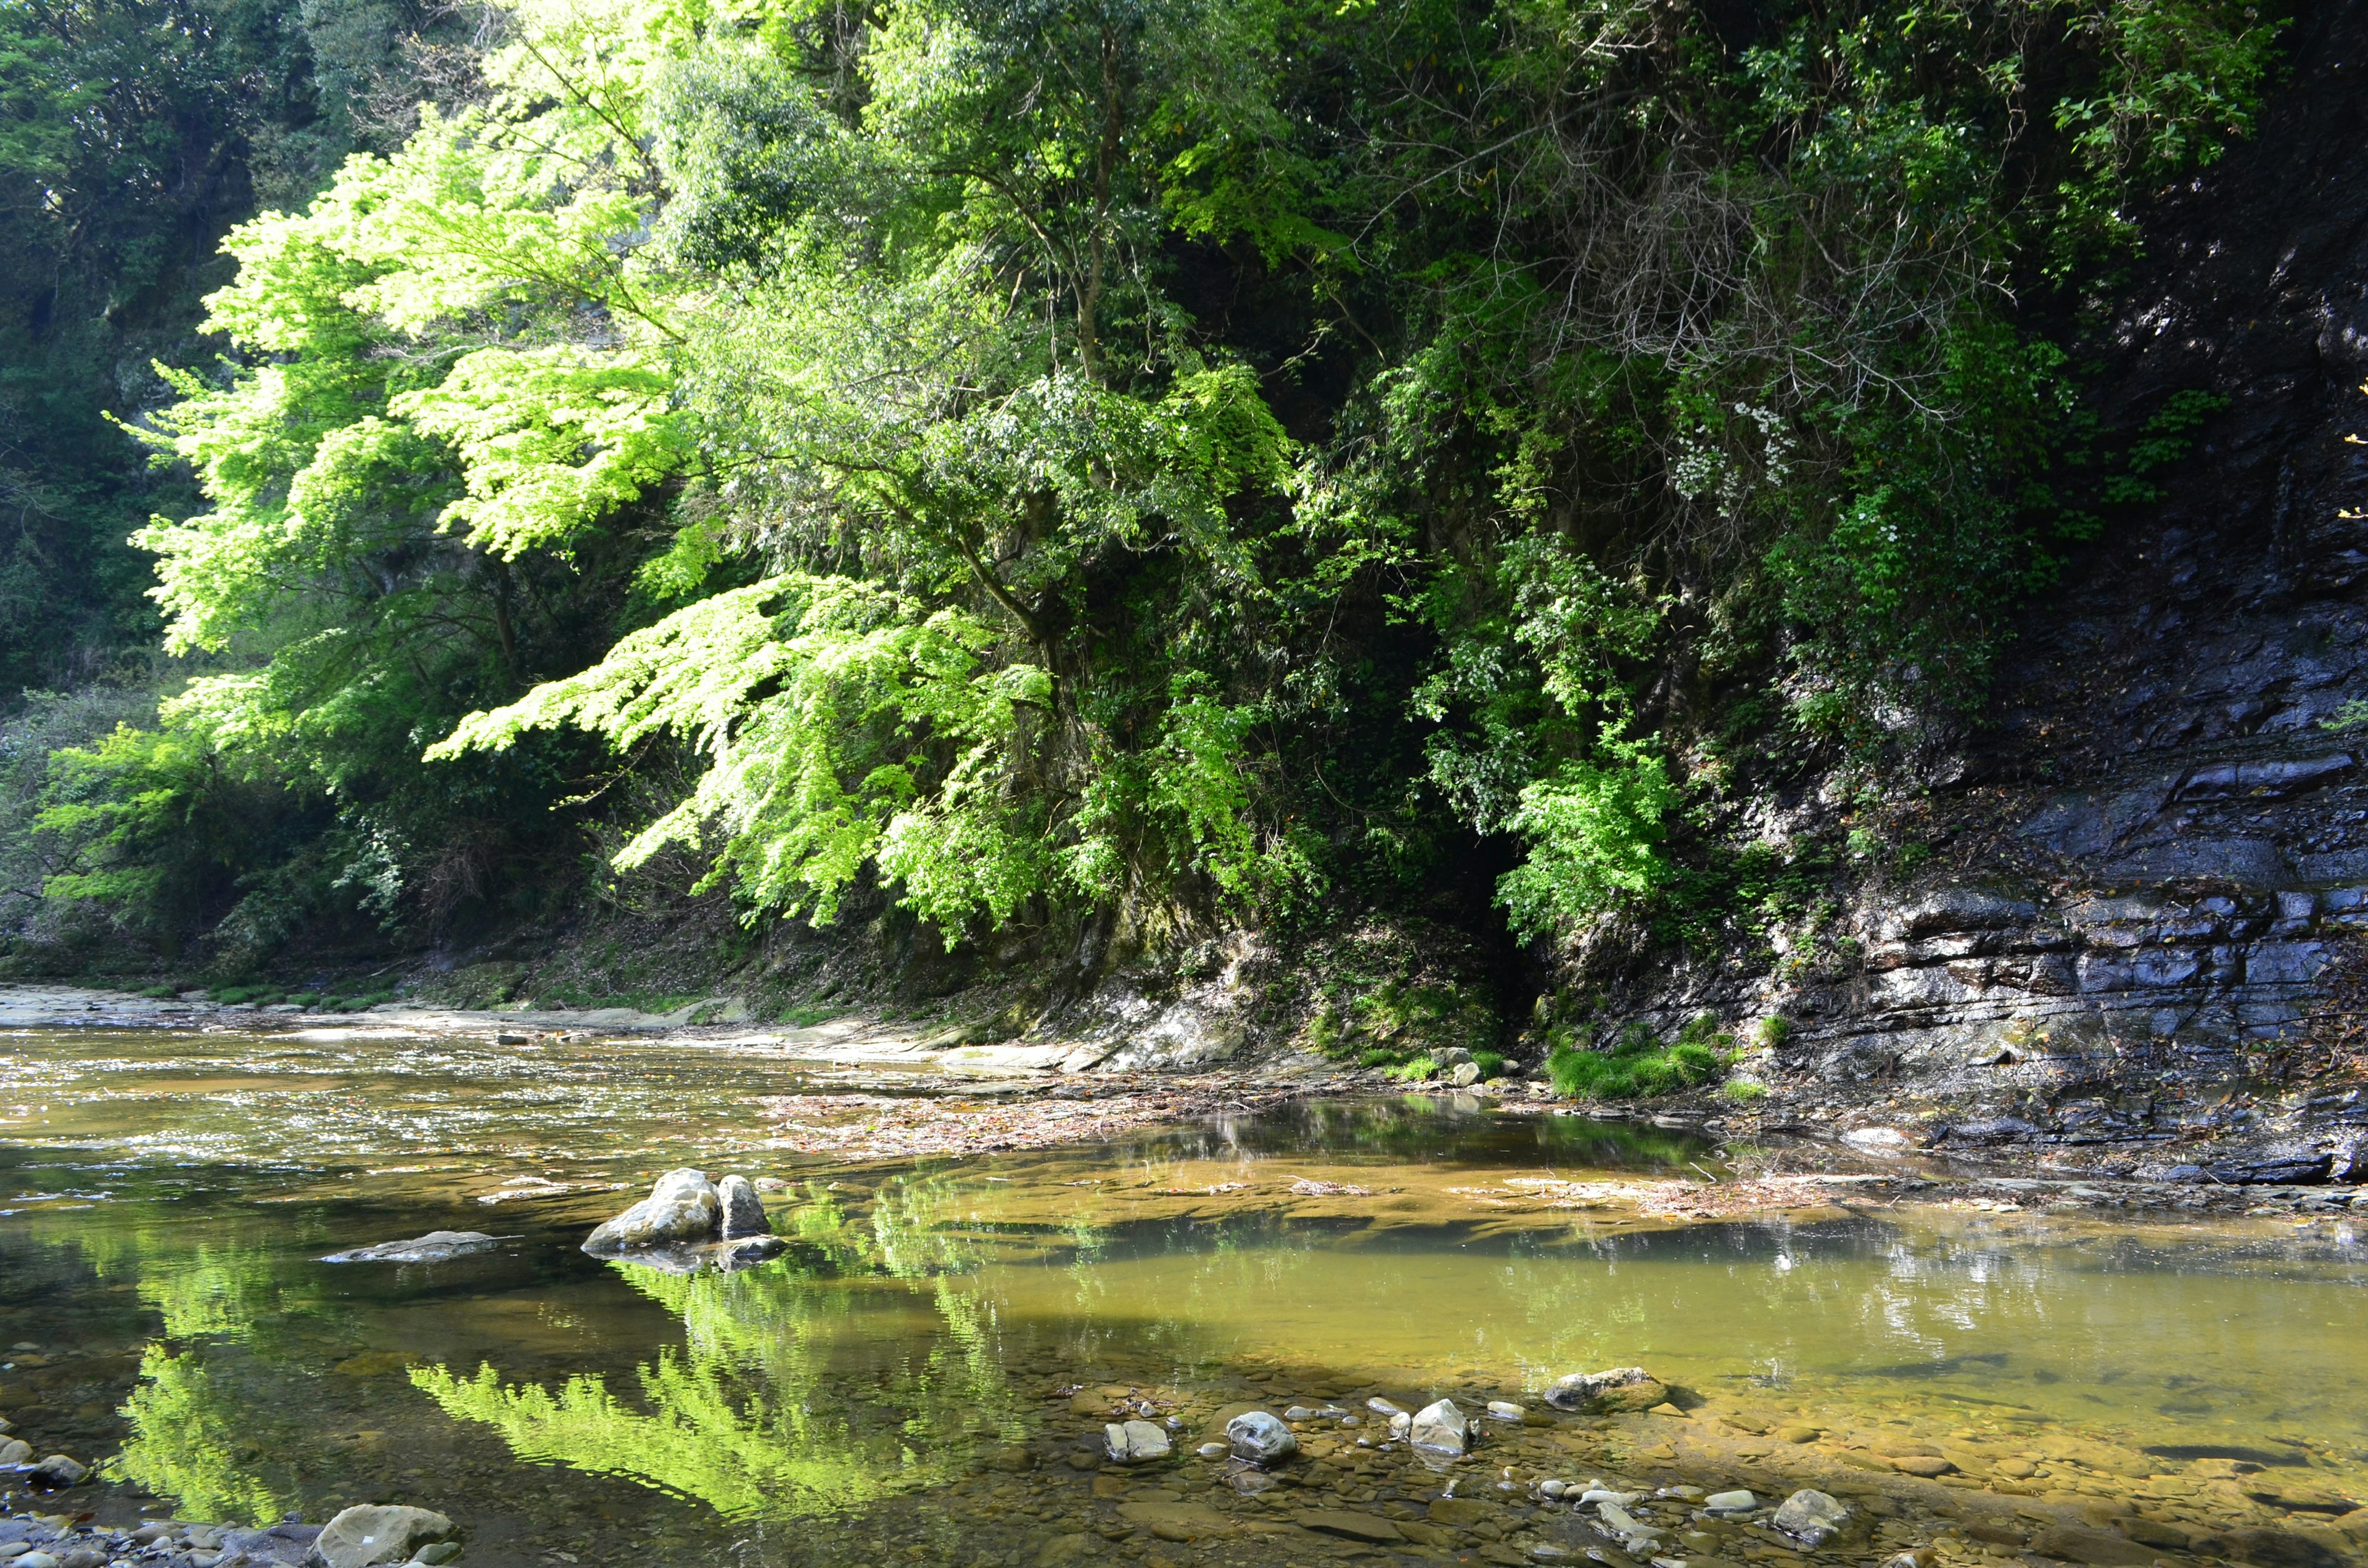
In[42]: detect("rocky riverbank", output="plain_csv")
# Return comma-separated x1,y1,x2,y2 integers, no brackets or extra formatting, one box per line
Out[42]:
0,1504,456,1568
6,982,2366,1213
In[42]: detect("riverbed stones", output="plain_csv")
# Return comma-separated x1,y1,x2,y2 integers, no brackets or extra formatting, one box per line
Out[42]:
0,1440,28,1466
320,1232,496,1264
1104,1420,1172,1463
1484,1400,1523,1420
1703,1489,1756,1514
1225,1411,1296,1464
717,1175,768,1239
1543,1367,1666,1413
585,1168,720,1251
1772,1488,1849,1547
306,1506,454,1568
1409,1398,1469,1455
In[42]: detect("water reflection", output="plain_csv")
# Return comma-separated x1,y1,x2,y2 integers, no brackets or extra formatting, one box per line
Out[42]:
407,1176,1029,1521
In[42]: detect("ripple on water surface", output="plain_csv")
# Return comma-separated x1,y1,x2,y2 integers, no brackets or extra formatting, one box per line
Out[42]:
2,1025,2364,1568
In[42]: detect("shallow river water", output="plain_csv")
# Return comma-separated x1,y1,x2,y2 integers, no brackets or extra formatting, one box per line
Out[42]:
2,1025,2365,1568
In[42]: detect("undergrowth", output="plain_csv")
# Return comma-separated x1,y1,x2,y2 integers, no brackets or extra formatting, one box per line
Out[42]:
1548,1013,1738,1099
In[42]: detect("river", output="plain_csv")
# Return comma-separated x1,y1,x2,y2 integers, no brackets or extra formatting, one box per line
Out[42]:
2,1023,2363,1567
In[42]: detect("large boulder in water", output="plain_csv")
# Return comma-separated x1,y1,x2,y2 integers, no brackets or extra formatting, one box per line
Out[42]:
585,1169,720,1253
717,1174,770,1238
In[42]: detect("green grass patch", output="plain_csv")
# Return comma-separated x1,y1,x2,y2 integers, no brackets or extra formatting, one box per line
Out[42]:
138,985,176,999
1384,1054,1439,1083
778,1004,839,1027
1471,1049,1507,1080
1547,1013,1732,1100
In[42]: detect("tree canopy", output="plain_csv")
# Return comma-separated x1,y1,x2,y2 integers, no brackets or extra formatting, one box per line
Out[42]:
6,0,2282,967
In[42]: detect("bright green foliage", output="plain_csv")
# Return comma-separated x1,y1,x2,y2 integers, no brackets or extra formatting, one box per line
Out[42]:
1547,1015,1733,1100
9,0,2284,971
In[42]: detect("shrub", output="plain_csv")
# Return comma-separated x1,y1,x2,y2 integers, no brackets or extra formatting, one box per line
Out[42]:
1471,1049,1507,1080
1386,1055,1441,1083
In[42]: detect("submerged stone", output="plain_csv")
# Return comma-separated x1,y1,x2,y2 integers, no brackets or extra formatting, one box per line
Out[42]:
25,1456,84,1487
321,1231,497,1264
1544,1366,1667,1413
1772,1488,1850,1547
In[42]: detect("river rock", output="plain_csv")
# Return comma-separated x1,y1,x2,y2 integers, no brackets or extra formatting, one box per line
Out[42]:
717,1175,769,1239
15,1555,57,1568
1704,1488,1756,1514
306,1506,454,1568
1595,1502,1664,1545
1772,1488,1849,1547
1484,1400,1523,1419
1104,1419,1172,1463
26,1455,84,1486
1544,1366,1666,1412
585,1169,720,1252
1293,1511,1404,1544
321,1232,497,1264
1449,1062,1482,1087
1226,1410,1296,1464
0,1438,28,1465
1408,1398,1469,1454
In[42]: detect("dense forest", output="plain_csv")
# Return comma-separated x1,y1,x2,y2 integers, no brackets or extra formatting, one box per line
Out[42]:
0,0,2286,1037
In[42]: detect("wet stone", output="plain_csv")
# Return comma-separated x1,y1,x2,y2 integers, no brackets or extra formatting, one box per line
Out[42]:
1104,1420,1172,1464
717,1175,769,1239
1225,1411,1296,1464
1772,1488,1850,1548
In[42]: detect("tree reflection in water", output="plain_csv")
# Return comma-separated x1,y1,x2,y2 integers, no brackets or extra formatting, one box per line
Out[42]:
411,1176,1026,1521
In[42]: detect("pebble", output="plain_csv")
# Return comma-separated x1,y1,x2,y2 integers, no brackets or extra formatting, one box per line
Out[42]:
1194,1442,1228,1458
1539,1480,1569,1499
15,1555,56,1568
1485,1400,1524,1419
1704,1488,1756,1514
1365,1397,1403,1416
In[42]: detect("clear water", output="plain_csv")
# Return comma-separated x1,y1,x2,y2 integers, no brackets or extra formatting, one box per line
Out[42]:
3,1025,2364,1567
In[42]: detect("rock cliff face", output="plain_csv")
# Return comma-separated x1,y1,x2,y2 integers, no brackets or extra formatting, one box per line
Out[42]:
1600,0,2368,1169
